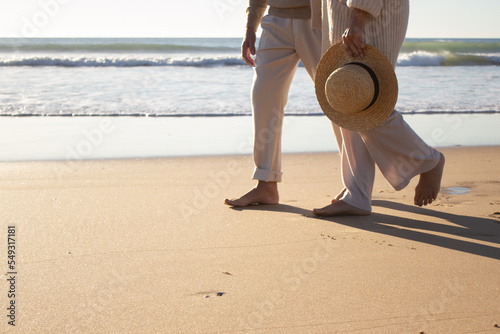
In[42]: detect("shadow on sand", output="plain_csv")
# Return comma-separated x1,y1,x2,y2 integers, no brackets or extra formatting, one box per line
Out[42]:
230,199,500,260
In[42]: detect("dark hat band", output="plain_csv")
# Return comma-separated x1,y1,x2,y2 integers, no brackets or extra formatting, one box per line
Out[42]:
346,62,380,111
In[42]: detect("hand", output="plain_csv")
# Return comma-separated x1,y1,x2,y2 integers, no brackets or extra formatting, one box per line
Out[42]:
342,8,367,59
241,28,257,67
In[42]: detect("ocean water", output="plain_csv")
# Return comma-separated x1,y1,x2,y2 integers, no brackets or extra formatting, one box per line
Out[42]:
0,37,499,116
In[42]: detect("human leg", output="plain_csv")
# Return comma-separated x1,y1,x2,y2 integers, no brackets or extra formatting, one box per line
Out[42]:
294,19,322,81
313,111,443,215
251,16,301,182
315,0,443,213
359,111,442,192
313,128,374,216
293,18,348,208
359,111,444,206
294,19,344,156
225,16,300,207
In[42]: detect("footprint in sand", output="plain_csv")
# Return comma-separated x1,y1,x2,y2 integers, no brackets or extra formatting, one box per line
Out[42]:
192,291,226,298
204,292,226,298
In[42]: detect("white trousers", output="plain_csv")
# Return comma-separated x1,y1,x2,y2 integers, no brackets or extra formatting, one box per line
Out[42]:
251,15,323,182
323,0,441,211
339,112,441,211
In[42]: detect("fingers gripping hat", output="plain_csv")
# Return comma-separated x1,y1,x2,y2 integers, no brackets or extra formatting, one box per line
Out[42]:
315,43,398,131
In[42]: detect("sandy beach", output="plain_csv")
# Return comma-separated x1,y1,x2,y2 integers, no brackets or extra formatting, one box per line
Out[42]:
1,145,499,333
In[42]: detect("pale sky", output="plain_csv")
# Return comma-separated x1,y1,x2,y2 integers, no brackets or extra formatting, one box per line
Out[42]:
0,0,499,39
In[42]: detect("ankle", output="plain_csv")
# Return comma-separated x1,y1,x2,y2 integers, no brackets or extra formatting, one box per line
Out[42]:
257,181,278,191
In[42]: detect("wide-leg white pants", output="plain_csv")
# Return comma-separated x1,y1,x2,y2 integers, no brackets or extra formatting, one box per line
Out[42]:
322,0,441,211
251,15,323,182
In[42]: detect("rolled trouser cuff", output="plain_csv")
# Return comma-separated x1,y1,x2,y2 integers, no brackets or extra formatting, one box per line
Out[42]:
252,167,283,182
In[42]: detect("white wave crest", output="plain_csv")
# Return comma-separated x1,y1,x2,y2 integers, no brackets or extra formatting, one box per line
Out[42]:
397,51,445,66
0,56,246,67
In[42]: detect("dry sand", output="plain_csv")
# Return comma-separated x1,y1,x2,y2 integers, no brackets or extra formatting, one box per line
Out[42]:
1,146,499,333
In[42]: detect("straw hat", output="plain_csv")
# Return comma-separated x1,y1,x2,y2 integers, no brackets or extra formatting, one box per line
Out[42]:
315,43,398,131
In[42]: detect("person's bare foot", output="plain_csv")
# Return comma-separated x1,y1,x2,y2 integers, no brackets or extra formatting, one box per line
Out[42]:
224,181,279,207
313,200,371,217
414,152,445,207
331,187,347,204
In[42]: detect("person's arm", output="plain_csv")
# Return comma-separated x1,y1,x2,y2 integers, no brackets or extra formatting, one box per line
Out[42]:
342,0,383,59
342,8,368,59
242,28,257,66
242,0,267,66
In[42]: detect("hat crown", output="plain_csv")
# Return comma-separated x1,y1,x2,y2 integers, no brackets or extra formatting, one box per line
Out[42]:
315,43,398,131
325,63,377,115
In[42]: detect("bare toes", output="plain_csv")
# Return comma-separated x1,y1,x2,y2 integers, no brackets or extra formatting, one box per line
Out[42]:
414,153,445,207
313,201,370,217
225,183,279,207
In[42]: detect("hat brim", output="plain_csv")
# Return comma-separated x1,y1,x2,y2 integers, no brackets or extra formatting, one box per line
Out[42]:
315,43,398,131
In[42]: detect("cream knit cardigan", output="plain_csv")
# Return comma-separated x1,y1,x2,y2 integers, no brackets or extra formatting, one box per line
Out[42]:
245,0,408,67
246,0,314,30
311,0,409,67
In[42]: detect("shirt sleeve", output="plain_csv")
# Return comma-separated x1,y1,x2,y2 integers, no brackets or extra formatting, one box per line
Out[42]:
246,0,268,31
346,0,383,17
